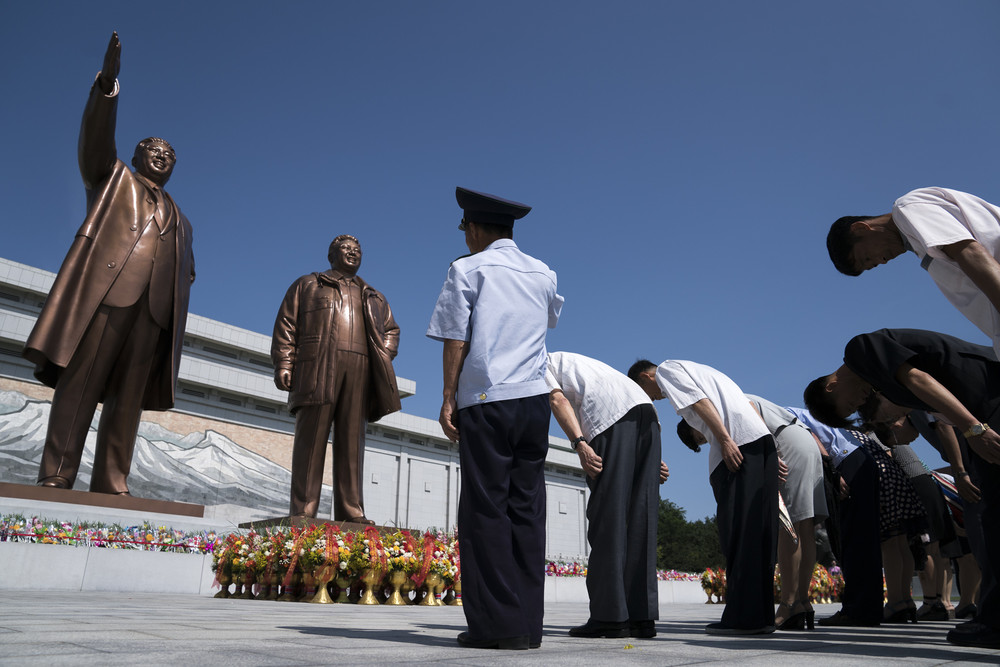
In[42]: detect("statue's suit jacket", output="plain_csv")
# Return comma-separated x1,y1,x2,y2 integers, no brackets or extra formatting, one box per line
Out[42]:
23,80,195,411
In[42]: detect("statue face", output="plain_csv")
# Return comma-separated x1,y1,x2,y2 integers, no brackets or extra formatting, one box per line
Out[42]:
132,140,176,185
331,239,362,275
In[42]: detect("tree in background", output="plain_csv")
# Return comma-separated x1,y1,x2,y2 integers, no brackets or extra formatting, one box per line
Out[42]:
657,499,724,572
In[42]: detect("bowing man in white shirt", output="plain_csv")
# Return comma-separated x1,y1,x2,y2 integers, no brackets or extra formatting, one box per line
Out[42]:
630,359,778,635
546,351,668,639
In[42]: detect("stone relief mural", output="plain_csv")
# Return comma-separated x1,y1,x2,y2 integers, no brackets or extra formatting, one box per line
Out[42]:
0,389,331,517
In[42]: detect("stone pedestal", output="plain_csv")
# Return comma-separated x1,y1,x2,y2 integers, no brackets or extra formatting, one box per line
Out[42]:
0,482,204,517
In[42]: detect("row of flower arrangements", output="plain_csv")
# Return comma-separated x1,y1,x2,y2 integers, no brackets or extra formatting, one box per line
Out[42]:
0,514,217,553
0,514,698,583
544,560,701,582
700,564,846,603
208,525,460,604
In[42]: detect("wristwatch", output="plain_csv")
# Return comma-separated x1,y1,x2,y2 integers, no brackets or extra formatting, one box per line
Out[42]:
962,422,991,438
571,436,587,451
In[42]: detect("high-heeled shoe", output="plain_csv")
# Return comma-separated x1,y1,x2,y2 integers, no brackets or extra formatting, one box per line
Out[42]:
775,603,804,630
795,600,815,630
954,603,977,619
883,602,918,624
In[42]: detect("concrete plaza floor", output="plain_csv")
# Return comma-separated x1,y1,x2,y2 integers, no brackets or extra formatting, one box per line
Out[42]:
1,592,998,666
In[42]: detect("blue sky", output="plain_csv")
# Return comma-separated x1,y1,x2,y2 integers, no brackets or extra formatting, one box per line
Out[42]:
2,1,998,522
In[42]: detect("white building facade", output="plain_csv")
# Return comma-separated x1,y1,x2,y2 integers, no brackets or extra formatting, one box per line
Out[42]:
0,257,590,560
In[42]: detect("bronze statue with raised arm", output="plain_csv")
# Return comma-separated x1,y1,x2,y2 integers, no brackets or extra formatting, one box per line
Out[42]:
271,235,400,521
23,32,196,495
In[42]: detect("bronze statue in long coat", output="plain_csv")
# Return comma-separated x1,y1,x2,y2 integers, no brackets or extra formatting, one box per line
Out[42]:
272,235,400,521
22,33,195,494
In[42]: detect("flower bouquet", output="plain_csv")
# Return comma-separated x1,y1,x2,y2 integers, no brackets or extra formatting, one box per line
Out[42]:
383,530,419,604
700,567,726,603
346,526,388,605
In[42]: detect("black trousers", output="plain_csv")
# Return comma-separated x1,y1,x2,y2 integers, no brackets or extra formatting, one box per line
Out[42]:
585,404,660,622
710,434,778,630
836,447,883,624
969,448,1000,629
457,394,550,644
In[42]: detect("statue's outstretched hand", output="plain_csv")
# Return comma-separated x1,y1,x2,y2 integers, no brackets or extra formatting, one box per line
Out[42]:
98,31,121,95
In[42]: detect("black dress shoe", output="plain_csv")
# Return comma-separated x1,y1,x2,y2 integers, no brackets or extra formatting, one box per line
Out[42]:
568,619,629,638
947,621,1000,648
456,631,529,650
37,476,70,489
705,622,775,635
629,620,656,638
816,610,879,627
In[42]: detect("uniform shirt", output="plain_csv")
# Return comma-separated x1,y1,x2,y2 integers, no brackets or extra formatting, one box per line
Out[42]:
844,328,1000,424
786,407,859,467
427,239,563,409
654,360,769,475
544,351,653,442
893,187,1000,355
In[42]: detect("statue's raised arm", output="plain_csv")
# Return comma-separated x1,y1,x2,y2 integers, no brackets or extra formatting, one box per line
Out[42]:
79,31,122,192
24,30,195,498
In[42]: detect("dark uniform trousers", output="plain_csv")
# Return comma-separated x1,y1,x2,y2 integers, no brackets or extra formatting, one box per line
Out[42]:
457,394,550,645
585,403,660,622
38,212,175,494
289,350,369,519
710,434,779,630
835,446,883,624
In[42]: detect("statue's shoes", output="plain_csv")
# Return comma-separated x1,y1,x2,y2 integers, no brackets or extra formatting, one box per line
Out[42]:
346,516,375,525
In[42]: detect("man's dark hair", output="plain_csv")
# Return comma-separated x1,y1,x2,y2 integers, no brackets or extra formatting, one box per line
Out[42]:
827,215,877,277
627,359,656,383
676,419,702,453
468,220,513,239
803,375,855,430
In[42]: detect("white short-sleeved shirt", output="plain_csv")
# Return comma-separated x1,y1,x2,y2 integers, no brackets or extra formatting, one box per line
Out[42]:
426,239,563,409
893,187,1000,355
654,360,769,475
544,351,653,442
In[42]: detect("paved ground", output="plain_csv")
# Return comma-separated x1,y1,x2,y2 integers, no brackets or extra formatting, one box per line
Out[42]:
1,592,997,666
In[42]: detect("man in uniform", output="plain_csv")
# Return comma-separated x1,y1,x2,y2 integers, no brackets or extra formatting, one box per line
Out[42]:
427,187,563,650
24,32,195,495
272,235,400,521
